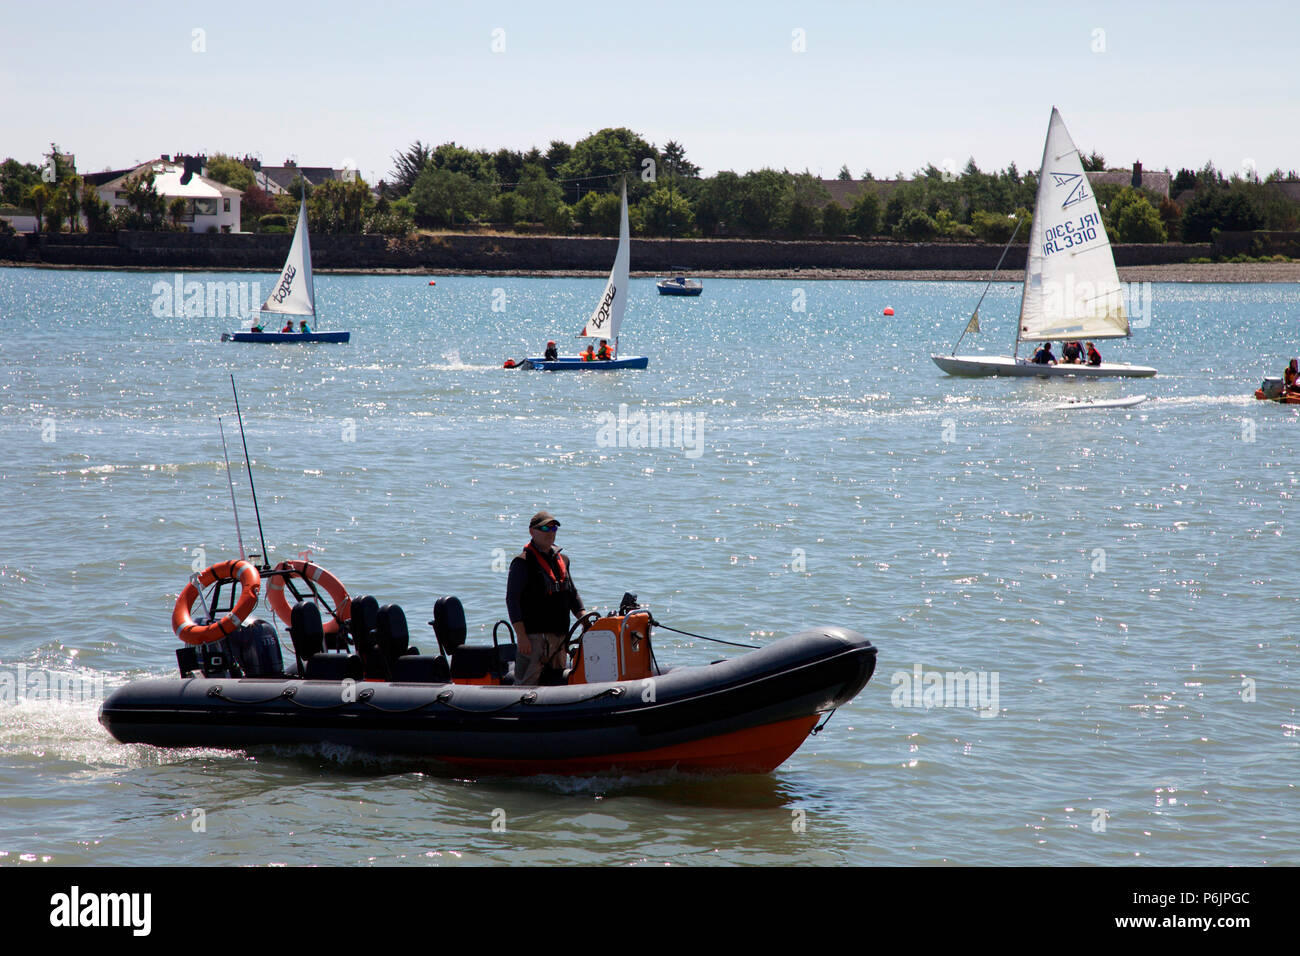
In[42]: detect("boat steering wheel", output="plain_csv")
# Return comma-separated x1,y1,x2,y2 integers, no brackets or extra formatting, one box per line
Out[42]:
565,611,601,657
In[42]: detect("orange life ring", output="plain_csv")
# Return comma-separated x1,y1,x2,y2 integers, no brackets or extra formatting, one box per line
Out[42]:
266,560,351,636
172,559,262,646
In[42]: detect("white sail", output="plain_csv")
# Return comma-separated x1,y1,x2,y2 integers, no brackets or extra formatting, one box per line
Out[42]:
581,180,629,342
260,193,316,318
1017,108,1128,342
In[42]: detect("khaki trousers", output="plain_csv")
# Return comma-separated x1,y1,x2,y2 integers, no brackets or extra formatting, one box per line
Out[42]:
514,631,565,685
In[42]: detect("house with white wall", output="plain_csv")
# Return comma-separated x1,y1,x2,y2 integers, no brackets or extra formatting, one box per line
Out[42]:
96,158,242,232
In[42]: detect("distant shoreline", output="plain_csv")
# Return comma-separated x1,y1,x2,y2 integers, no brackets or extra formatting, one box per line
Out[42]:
5,261,1300,283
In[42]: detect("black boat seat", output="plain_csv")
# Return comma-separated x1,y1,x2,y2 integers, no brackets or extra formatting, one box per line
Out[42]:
377,604,416,662
390,654,451,683
350,595,389,679
304,652,364,681
432,595,467,656
449,644,515,683
289,601,325,663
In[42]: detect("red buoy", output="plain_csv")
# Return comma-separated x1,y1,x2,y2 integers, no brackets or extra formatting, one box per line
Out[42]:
883,307,894,316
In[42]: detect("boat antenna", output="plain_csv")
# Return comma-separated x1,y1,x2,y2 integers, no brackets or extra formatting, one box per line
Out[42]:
217,417,247,561
952,215,1024,355
230,374,270,570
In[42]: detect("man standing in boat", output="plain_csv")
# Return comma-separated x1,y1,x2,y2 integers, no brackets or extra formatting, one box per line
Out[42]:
507,511,588,685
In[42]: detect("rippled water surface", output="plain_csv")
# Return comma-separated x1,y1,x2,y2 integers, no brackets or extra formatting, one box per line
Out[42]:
1,267,1297,865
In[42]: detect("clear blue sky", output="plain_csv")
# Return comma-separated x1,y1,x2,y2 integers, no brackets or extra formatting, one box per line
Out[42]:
3,0,1297,183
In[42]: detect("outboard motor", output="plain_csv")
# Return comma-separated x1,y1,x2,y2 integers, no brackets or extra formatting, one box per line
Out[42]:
226,618,284,677
1259,376,1284,400
177,635,238,678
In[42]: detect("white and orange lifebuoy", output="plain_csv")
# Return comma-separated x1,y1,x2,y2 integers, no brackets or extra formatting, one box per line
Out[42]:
172,559,262,646
266,560,351,636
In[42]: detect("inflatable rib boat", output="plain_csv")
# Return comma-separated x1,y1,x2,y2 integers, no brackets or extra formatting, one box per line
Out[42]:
99,561,877,774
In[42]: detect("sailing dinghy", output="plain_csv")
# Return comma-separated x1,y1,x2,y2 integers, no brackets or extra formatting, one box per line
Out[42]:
932,108,1154,379
522,181,648,370
1054,394,1147,410
222,193,350,344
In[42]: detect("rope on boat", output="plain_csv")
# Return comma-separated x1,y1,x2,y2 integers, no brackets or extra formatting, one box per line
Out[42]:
647,615,761,650
810,708,836,736
204,682,627,714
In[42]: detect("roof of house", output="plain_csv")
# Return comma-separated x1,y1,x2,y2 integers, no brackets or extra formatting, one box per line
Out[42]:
258,166,347,191
1086,169,1172,198
97,160,243,199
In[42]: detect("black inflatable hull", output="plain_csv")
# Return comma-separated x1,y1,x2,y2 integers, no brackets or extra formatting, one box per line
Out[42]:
99,627,876,774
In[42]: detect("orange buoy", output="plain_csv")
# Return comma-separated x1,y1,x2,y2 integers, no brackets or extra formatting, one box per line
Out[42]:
172,559,262,645
266,560,351,636
883,307,894,316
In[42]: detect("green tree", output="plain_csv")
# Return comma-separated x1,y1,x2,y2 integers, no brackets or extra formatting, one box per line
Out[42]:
892,208,940,241
0,158,42,206
558,128,658,202
430,142,494,181
639,186,695,237
169,196,189,228
848,189,880,236
308,177,375,233
515,163,566,223
821,201,847,236
119,169,167,229
660,140,700,179
836,165,852,181
737,168,787,234
24,183,50,228
970,209,1021,243
693,170,744,235
782,172,829,236
1115,195,1167,243
205,154,255,193
390,140,433,195
410,166,490,227
79,181,110,232
543,140,571,181
573,189,623,234
1181,185,1264,242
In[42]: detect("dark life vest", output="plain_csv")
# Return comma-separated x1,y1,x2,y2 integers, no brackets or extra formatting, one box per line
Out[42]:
518,544,576,634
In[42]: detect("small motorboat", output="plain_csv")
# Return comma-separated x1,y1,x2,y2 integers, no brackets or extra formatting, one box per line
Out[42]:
1254,376,1300,403
656,275,703,296
99,560,877,775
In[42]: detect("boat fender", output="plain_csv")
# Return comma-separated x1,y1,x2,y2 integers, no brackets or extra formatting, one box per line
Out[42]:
268,560,351,638
172,559,262,646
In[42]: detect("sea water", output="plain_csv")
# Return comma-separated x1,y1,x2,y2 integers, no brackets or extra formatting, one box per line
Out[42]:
0,268,1296,865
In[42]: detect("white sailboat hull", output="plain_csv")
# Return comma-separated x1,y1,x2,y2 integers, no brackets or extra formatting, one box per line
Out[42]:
932,354,1157,378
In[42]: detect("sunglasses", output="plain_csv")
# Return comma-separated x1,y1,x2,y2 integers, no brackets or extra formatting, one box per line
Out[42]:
534,524,559,532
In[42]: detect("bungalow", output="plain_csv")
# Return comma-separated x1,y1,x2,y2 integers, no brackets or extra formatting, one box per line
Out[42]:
96,158,242,232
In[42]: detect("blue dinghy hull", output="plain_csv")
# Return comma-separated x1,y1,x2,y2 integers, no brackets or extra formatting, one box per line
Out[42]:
222,331,351,344
521,356,649,371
